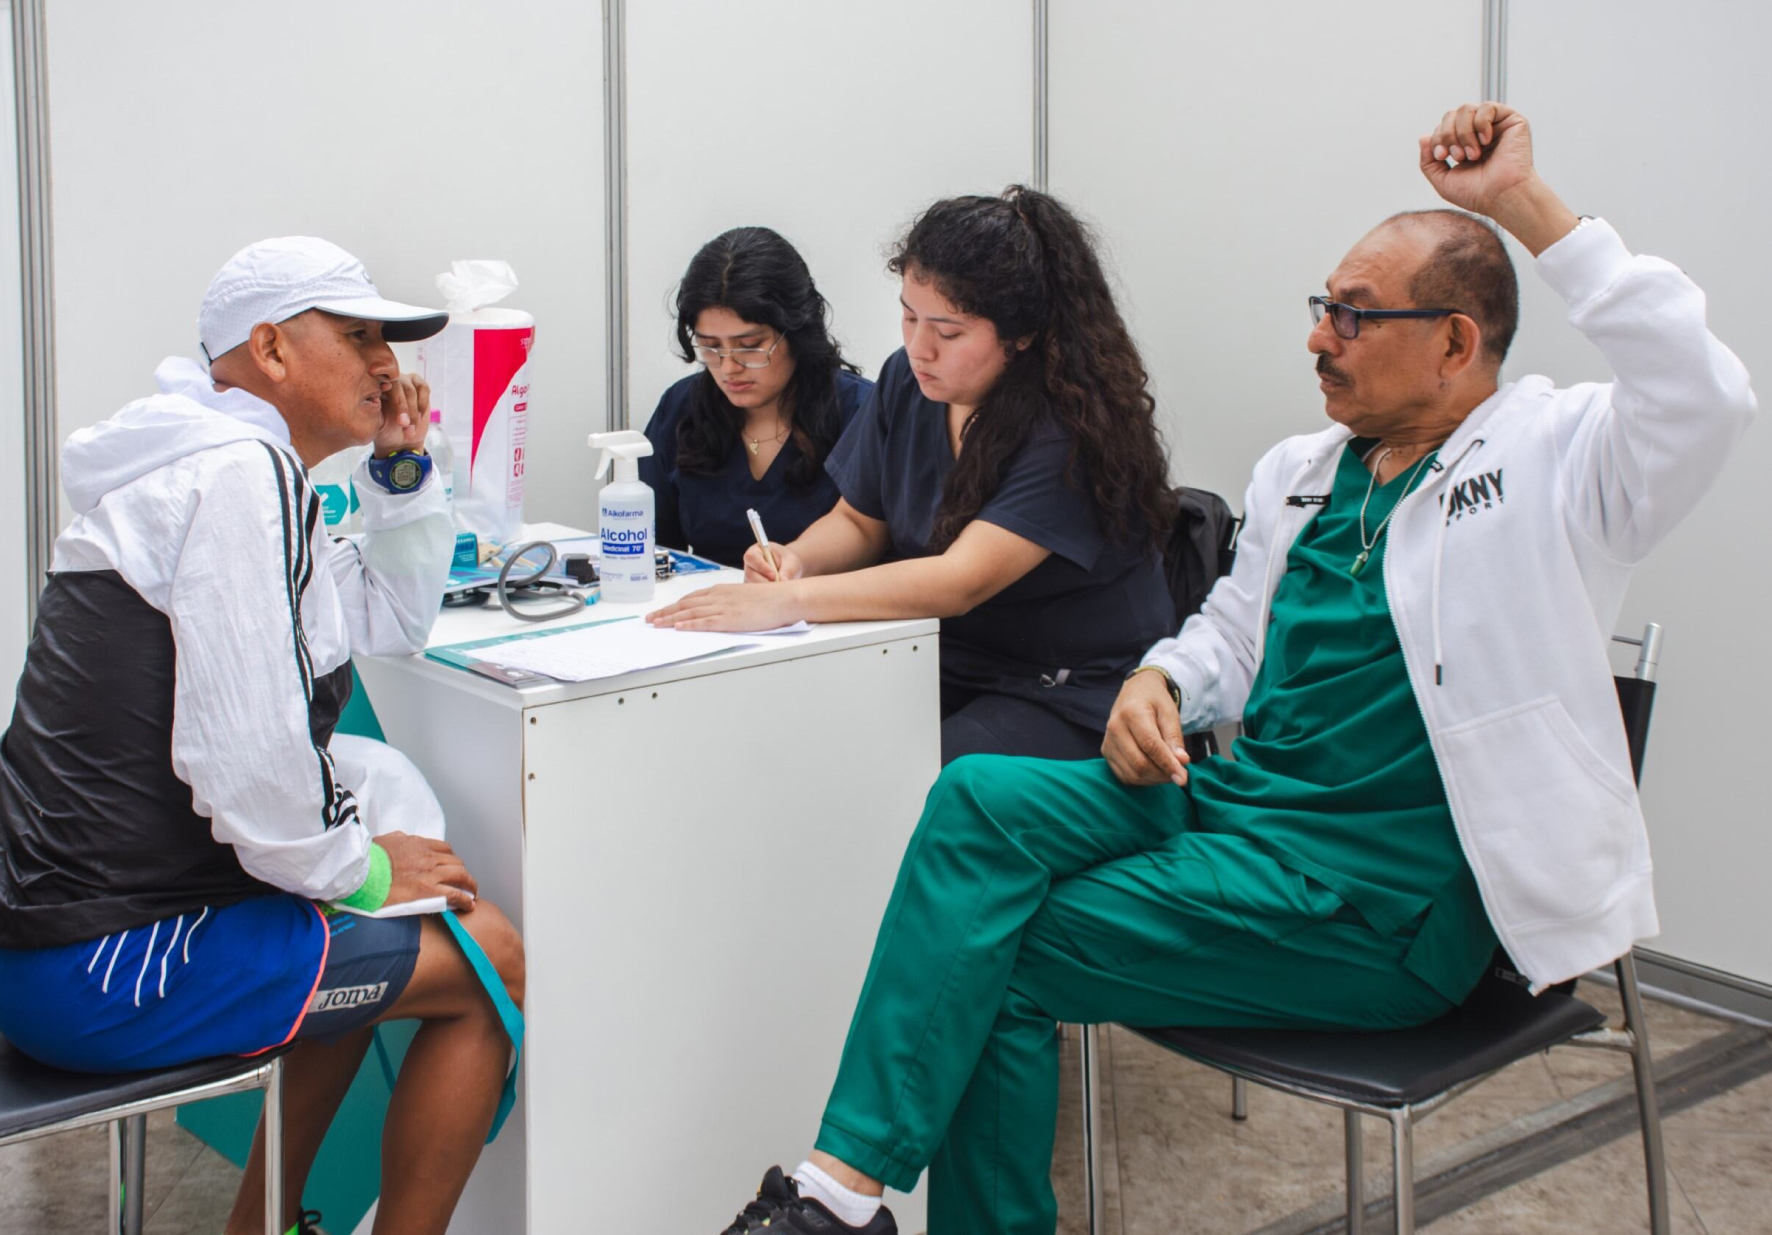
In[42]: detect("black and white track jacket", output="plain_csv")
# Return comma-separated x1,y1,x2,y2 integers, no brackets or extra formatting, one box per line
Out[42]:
0,356,453,948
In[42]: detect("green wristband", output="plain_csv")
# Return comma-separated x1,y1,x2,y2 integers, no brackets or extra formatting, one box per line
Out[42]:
335,841,392,913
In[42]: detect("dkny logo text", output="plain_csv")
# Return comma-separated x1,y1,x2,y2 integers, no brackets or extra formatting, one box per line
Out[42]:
1442,469,1505,521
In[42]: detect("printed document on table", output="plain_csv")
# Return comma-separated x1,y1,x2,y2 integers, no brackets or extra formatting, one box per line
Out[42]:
476,619,757,682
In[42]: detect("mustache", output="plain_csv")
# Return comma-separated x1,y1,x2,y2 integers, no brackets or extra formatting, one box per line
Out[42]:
1316,355,1351,386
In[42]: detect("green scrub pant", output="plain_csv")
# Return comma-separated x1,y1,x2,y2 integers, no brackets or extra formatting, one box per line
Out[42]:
814,755,1457,1235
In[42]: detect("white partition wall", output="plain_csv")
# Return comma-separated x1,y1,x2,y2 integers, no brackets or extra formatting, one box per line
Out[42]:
1506,2,1772,991
625,0,1033,426
46,0,607,529
1048,1,1482,502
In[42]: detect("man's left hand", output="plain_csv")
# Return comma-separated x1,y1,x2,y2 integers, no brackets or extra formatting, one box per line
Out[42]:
1419,102,1581,257
374,373,431,457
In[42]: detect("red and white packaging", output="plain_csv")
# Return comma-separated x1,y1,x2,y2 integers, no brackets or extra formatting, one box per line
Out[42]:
417,262,535,545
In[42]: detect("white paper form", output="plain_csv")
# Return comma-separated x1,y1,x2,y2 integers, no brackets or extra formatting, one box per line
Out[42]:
477,619,758,682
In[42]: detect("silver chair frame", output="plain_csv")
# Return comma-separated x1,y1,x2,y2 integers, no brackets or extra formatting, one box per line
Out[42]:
1079,625,1670,1235
0,1053,285,1235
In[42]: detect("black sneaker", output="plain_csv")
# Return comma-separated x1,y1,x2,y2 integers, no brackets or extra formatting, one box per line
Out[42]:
720,1167,897,1234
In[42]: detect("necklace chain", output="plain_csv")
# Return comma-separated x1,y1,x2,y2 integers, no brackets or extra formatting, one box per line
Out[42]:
744,423,789,456
1350,447,1435,577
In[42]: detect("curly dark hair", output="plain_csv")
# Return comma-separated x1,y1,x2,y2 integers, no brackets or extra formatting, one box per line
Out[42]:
672,226,859,488
889,186,1176,552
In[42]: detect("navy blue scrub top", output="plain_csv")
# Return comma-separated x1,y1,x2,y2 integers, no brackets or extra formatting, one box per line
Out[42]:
640,370,872,568
826,349,1174,732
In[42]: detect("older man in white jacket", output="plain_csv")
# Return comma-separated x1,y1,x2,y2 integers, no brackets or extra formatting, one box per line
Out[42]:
0,239,523,1235
714,105,1754,1235
1114,102,1754,991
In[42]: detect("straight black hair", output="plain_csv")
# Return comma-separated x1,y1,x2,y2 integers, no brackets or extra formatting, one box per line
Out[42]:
672,227,858,487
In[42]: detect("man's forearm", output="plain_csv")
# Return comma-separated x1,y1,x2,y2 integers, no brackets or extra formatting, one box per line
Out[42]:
1490,177,1582,258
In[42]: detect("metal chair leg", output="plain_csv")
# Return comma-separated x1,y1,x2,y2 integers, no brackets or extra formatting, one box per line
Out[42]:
108,1120,123,1234
1345,1109,1364,1235
1617,954,1671,1235
1389,1110,1414,1235
123,1113,146,1235
264,1056,285,1235
1232,1075,1248,1121
1080,1024,1103,1235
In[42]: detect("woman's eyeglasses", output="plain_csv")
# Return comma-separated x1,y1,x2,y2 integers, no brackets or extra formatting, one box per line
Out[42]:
691,334,785,370
1309,296,1458,340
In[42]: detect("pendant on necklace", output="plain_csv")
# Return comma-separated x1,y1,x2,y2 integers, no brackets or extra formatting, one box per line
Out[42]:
1349,549,1371,578
747,440,760,456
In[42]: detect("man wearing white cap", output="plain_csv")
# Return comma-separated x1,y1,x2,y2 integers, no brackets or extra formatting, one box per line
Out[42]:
0,238,525,1235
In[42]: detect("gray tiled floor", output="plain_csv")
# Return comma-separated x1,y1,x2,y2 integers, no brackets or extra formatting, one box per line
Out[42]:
3,987,1767,1234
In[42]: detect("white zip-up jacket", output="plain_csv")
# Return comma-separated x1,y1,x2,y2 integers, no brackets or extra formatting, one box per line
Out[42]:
44,357,453,905
1141,219,1755,990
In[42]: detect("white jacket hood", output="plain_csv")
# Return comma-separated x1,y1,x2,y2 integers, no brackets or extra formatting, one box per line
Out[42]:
61,356,294,514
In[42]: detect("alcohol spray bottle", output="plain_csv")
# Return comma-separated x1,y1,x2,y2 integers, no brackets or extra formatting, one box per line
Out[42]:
588,430,656,602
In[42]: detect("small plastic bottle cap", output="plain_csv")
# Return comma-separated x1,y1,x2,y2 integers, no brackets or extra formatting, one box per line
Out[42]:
429,408,442,423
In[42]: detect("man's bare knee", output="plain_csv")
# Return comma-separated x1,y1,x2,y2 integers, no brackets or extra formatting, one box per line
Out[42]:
459,898,525,1010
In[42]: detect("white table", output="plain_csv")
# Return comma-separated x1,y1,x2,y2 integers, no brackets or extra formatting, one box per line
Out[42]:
354,564,938,1233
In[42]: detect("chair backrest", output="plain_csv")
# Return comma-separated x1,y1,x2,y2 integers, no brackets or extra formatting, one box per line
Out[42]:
1611,622,1664,786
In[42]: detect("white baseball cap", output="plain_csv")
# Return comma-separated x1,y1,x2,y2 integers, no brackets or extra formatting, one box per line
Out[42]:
197,236,449,364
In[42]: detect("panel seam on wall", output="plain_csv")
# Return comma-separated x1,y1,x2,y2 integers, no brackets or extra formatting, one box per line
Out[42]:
11,0,57,622
603,0,628,432
1031,0,1049,190
1481,0,1508,102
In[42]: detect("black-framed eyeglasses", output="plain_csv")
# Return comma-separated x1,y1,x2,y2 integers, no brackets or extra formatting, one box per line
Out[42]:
690,333,785,370
1309,296,1458,341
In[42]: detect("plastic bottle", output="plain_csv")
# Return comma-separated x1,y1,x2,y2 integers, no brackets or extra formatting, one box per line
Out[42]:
589,430,656,602
425,408,456,512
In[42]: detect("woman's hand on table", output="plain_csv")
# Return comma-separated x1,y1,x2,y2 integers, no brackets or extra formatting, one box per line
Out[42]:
743,541,804,583
646,581,805,632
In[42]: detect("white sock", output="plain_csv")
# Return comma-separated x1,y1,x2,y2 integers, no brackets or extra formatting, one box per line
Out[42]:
793,1160,883,1229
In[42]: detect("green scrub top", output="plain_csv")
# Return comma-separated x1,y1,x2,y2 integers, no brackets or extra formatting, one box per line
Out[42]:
1187,440,1497,1003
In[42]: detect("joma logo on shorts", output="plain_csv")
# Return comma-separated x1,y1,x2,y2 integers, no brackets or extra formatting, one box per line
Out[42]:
309,981,389,1013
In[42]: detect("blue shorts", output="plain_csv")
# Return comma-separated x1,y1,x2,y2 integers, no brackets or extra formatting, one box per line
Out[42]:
299,909,422,1044
0,895,421,1073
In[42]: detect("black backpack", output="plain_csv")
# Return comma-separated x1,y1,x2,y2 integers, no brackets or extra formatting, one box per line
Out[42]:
1163,486,1239,630
1161,486,1240,762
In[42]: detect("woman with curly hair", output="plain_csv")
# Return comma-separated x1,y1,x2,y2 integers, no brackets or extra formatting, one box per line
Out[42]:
642,226,870,568
649,187,1177,763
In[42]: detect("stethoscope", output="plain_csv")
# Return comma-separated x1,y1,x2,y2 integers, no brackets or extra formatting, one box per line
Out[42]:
441,541,596,623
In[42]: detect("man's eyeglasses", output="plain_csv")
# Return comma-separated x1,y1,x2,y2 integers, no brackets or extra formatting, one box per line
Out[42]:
1309,296,1458,341
690,333,785,370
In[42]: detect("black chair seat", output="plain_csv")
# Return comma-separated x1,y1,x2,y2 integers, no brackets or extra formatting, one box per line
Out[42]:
1128,989,1606,1109
0,1034,284,1141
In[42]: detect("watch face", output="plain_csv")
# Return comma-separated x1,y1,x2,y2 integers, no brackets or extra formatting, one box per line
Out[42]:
390,457,424,490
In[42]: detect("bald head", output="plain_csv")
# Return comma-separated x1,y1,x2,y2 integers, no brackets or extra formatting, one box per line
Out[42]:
1376,209,1519,368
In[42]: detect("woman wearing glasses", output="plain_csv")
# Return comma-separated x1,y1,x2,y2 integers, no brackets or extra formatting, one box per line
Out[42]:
650,187,1177,764
640,226,870,568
